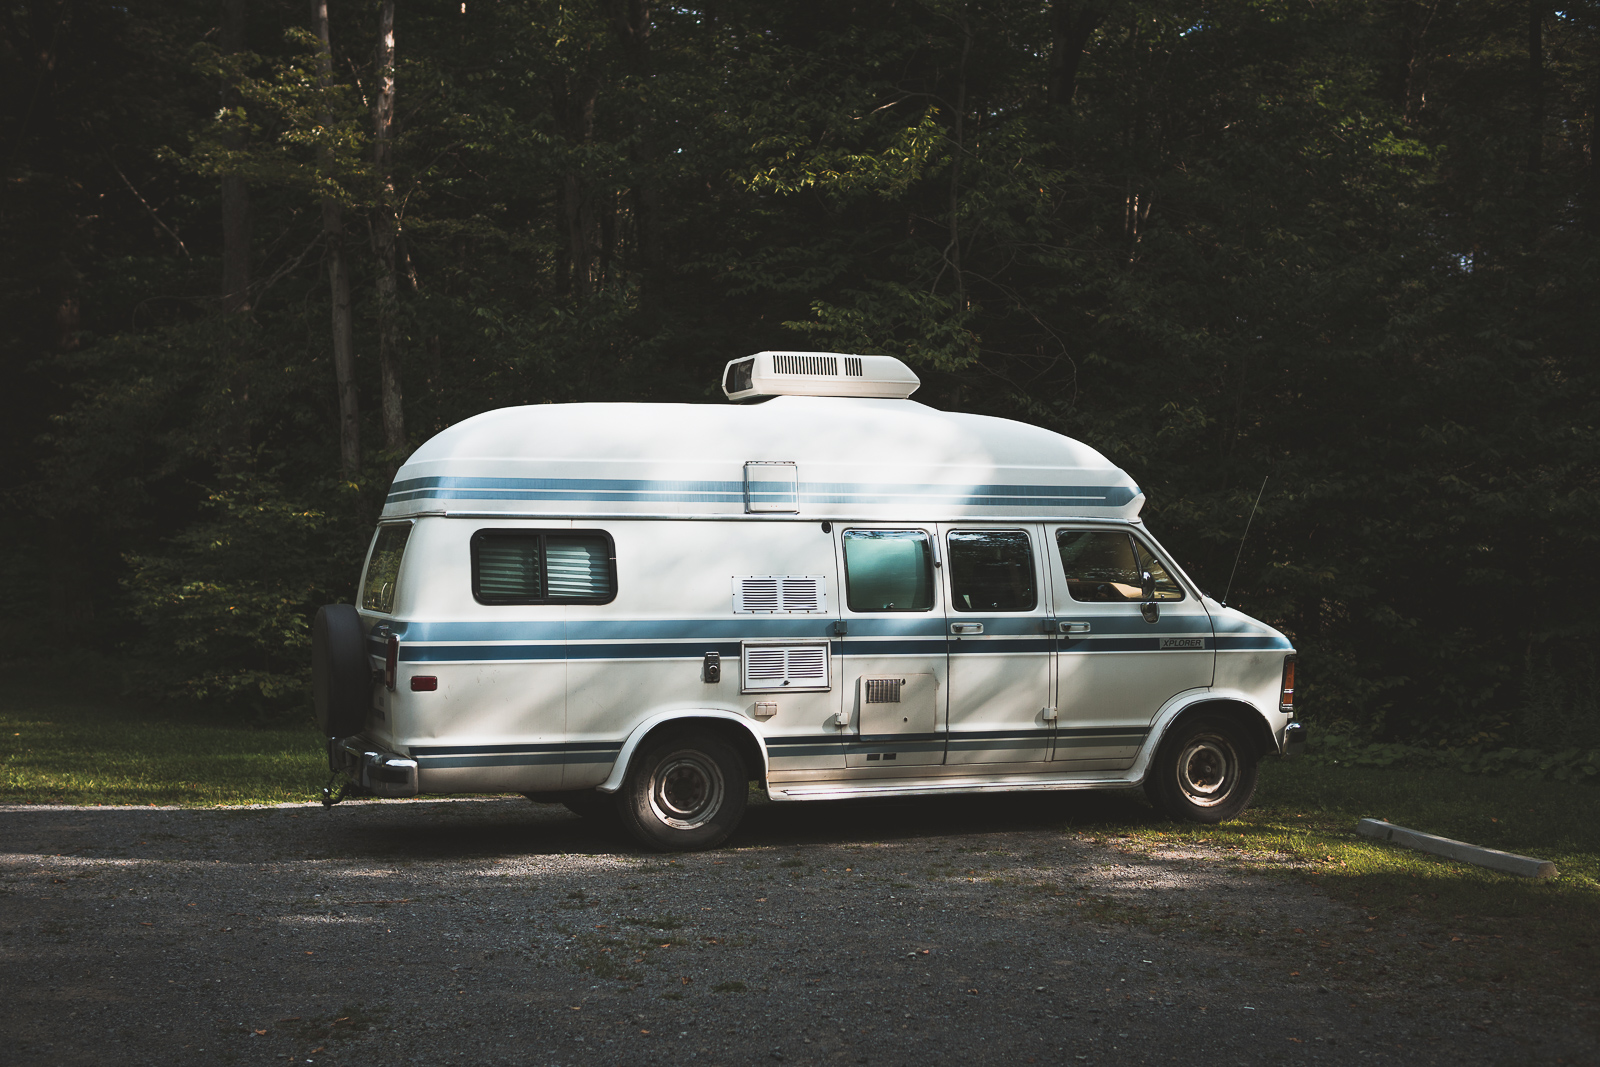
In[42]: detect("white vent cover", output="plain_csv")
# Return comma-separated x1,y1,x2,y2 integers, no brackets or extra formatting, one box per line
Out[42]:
733,575,827,614
742,643,831,692
722,351,920,401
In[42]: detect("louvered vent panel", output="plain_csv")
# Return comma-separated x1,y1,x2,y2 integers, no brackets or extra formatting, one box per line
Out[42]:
785,646,829,682
772,353,840,376
733,576,826,613
843,356,864,376
742,644,831,690
864,677,904,703
780,577,822,612
744,647,790,682
735,577,781,613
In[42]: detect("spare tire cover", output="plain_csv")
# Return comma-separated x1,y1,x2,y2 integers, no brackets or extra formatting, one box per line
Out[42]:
313,604,369,737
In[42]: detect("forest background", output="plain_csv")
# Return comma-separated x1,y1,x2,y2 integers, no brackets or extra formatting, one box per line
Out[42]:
1,0,1596,759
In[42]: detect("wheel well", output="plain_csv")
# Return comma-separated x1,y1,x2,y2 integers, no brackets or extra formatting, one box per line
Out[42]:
1162,700,1275,758
632,717,766,786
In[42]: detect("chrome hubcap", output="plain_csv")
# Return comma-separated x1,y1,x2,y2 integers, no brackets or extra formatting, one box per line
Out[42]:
1176,735,1237,807
649,751,724,830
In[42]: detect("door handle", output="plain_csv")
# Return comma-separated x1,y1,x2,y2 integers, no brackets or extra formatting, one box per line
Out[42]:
950,622,984,635
1059,621,1091,635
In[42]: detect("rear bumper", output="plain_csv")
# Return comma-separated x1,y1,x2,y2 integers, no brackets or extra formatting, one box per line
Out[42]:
1281,721,1307,757
329,736,419,797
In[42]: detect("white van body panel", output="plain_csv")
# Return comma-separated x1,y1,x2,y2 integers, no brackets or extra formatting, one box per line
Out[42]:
348,389,1294,805
380,396,1146,523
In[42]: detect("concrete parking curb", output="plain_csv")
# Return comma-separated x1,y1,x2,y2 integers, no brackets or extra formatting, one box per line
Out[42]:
1356,818,1557,879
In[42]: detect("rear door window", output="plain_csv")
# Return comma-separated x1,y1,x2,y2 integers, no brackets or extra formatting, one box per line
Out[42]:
361,523,413,613
842,529,935,611
947,529,1037,611
472,530,616,604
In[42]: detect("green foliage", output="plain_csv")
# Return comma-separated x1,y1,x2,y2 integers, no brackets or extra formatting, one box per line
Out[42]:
122,472,373,717
2,0,1596,738
1305,729,1600,786
178,30,372,203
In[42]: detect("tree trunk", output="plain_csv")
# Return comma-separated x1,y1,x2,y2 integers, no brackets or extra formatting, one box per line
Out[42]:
1047,1,1104,110
220,0,250,314
551,61,598,297
1528,1,1544,174
1391,0,1439,124
945,13,972,308
315,0,360,477
606,0,664,321
220,0,253,462
372,0,404,457
1590,58,1600,233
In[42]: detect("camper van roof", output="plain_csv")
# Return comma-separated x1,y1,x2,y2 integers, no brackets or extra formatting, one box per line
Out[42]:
381,395,1144,522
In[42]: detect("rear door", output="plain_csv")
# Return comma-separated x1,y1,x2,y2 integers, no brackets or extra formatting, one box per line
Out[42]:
940,525,1055,765
1046,526,1214,767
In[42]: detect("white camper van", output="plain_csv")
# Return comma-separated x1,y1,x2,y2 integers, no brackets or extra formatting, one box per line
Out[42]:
312,352,1302,850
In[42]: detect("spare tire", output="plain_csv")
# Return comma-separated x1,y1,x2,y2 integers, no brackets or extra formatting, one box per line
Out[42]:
313,604,369,739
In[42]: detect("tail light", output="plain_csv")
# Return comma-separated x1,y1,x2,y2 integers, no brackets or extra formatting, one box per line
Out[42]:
1280,655,1296,712
384,634,399,692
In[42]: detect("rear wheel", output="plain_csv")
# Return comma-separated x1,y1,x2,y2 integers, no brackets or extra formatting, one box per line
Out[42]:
1147,713,1259,823
619,729,746,851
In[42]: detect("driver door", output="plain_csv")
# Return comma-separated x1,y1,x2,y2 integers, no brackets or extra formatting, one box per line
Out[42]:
1046,527,1214,767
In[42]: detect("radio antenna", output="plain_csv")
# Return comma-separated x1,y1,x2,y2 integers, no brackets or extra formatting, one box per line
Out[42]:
1222,476,1268,606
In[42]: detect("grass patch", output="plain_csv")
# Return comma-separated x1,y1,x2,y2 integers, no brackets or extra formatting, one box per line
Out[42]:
1077,759,1600,1000
0,681,324,806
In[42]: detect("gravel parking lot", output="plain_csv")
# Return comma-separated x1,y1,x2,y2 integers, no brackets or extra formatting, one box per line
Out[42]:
1,793,1590,1066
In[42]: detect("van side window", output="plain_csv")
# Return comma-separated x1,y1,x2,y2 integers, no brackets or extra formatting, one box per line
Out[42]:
842,529,935,612
948,530,1037,611
1057,530,1184,602
361,523,412,613
472,530,616,605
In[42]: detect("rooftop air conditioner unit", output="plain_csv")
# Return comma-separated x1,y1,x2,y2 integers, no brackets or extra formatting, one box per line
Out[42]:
721,351,921,402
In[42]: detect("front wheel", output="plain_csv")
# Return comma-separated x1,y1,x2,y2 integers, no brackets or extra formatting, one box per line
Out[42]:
619,729,747,852
1146,713,1259,823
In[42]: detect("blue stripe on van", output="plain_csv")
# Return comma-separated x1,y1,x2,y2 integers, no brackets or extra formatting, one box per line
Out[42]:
409,726,1154,770
397,636,1222,662
387,614,1213,643
1214,635,1293,651
412,740,621,770
385,476,1136,510
387,613,1222,663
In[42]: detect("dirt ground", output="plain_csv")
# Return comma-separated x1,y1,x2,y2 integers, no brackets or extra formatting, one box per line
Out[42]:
0,793,1589,1066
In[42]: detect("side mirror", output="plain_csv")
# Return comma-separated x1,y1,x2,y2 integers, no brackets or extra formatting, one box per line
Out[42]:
1140,570,1156,601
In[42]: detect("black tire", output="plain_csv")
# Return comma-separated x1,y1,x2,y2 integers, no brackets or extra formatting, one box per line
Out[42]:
312,604,369,739
618,729,747,852
1146,713,1259,823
